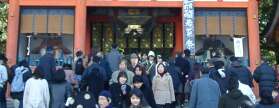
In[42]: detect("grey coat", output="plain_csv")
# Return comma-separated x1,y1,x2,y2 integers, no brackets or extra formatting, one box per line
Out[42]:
152,73,175,105
189,74,221,108
109,70,135,85
50,82,72,108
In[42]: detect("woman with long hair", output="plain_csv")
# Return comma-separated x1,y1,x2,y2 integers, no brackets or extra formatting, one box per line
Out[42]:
129,88,151,108
23,66,50,108
133,76,157,108
133,65,151,87
51,68,72,108
152,63,175,108
110,72,131,108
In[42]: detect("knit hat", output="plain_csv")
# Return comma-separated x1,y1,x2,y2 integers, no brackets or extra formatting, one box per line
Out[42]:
99,90,112,102
148,51,155,57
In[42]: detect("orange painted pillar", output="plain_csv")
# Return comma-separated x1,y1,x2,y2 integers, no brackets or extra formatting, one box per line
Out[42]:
6,0,20,66
247,0,261,97
247,0,261,73
6,0,20,98
174,11,183,54
74,0,87,54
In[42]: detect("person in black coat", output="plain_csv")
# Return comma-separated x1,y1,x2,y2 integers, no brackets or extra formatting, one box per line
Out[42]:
133,76,157,108
253,60,277,93
133,65,151,88
228,57,253,87
97,52,112,90
80,67,105,102
175,52,190,84
110,72,131,108
209,60,230,95
167,59,182,92
218,76,254,108
38,46,56,82
167,59,184,107
88,56,107,81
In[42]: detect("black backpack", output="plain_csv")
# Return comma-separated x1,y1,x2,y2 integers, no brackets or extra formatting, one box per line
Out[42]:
75,58,84,75
67,91,98,108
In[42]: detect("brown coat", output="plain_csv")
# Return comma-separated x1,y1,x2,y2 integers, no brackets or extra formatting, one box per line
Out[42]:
152,73,175,105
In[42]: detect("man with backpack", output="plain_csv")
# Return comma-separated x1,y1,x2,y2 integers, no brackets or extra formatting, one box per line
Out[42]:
227,57,253,88
10,60,32,108
80,68,105,101
254,58,277,93
81,56,106,100
0,54,8,108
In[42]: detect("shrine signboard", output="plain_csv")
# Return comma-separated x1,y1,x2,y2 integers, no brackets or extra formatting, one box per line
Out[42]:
183,0,195,55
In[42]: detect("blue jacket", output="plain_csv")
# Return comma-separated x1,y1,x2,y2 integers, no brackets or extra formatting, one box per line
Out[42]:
99,58,112,80
253,62,276,92
83,63,107,81
255,104,279,108
189,74,221,108
106,49,122,72
81,63,107,99
228,61,253,87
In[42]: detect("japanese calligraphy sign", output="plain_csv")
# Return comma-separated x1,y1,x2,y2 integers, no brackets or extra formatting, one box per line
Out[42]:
183,0,195,55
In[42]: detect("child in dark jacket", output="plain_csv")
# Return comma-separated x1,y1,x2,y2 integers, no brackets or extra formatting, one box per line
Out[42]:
98,90,113,108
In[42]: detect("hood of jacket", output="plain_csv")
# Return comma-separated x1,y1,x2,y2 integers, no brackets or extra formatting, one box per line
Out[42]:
228,89,243,99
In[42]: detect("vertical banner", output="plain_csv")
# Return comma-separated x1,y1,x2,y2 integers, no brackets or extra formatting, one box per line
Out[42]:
183,0,195,55
233,37,244,57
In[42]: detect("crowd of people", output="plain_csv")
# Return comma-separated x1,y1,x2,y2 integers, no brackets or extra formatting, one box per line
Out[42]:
0,43,279,108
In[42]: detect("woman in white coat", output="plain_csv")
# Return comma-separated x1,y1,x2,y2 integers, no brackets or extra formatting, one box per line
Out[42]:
23,66,50,108
152,63,175,108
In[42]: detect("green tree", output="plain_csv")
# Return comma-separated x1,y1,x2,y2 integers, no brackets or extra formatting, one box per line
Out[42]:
0,2,8,53
258,0,277,64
